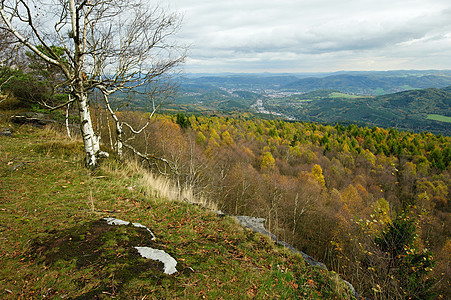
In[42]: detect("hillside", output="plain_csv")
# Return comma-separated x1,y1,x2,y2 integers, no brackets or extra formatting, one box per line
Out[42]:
0,115,356,299
97,112,448,299
267,87,451,135
283,73,451,95
168,85,451,135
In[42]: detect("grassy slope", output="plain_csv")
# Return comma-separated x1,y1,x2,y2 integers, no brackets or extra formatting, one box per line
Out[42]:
0,117,355,299
427,114,451,123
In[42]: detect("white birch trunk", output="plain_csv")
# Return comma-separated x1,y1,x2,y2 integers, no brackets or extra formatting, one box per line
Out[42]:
101,91,123,159
65,101,72,139
78,91,100,168
116,124,123,159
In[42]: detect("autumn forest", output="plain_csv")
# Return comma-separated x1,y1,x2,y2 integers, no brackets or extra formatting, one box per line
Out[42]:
91,109,450,299
1,1,449,297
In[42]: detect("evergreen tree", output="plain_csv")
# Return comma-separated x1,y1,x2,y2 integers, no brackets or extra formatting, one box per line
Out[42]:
176,113,191,129
374,213,436,299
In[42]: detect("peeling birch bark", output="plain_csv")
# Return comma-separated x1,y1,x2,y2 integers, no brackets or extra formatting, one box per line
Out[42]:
65,102,72,139
78,92,100,168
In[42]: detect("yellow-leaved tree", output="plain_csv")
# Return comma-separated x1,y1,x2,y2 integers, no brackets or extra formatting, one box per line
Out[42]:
260,152,276,172
311,164,326,187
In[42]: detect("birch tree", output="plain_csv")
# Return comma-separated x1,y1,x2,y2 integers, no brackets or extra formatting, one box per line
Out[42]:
0,0,185,168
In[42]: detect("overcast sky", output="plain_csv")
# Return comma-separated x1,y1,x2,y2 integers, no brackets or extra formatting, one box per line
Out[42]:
167,0,451,73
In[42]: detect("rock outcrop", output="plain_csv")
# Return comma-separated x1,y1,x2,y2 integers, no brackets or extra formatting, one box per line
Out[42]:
103,217,177,275
234,216,277,241
234,215,358,298
10,112,56,126
234,216,326,268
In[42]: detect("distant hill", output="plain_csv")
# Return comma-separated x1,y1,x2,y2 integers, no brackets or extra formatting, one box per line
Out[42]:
283,74,451,95
178,70,451,96
376,88,450,111
272,87,451,135
180,74,300,90
161,71,451,134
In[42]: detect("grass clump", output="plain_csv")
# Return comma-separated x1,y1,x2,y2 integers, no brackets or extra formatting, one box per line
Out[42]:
33,140,84,158
0,121,356,299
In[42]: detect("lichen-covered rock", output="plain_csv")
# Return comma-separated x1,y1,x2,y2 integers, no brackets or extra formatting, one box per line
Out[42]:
103,217,177,275
103,217,156,241
234,216,277,241
276,240,327,269
135,247,177,275
10,112,56,126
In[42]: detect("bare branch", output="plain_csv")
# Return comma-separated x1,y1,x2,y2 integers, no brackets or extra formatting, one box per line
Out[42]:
0,2,71,78
0,74,13,90
122,141,175,176
40,97,76,111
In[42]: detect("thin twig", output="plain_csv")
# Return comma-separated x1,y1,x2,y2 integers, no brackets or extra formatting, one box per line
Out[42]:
90,189,94,212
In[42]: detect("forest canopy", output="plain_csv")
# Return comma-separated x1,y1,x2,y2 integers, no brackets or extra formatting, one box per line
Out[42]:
90,110,450,299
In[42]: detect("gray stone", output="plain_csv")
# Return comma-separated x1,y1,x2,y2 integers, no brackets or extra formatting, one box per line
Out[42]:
10,112,56,126
0,127,13,136
276,240,327,269
102,217,179,275
103,217,156,241
235,215,327,269
234,216,277,241
342,279,357,298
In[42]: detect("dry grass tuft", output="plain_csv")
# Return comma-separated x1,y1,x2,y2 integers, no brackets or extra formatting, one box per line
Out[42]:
138,170,218,211
102,158,218,212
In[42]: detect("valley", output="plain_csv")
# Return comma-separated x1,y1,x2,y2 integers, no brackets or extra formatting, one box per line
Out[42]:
158,70,451,135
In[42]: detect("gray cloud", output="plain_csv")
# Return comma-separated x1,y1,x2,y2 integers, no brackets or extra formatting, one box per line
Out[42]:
169,0,451,72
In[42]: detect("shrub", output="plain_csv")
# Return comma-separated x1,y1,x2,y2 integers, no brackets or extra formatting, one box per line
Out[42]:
1,67,51,107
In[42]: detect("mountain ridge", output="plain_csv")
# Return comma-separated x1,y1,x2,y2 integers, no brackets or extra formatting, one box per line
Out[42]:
179,70,451,95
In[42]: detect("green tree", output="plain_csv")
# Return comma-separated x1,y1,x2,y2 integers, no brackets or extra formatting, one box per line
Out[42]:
373,213,436,299
25,45,69,107
0,67,51,107
429,148,445,170
176,113,191,129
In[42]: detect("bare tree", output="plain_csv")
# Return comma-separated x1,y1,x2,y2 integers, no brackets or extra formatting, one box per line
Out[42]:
0,0,185,168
